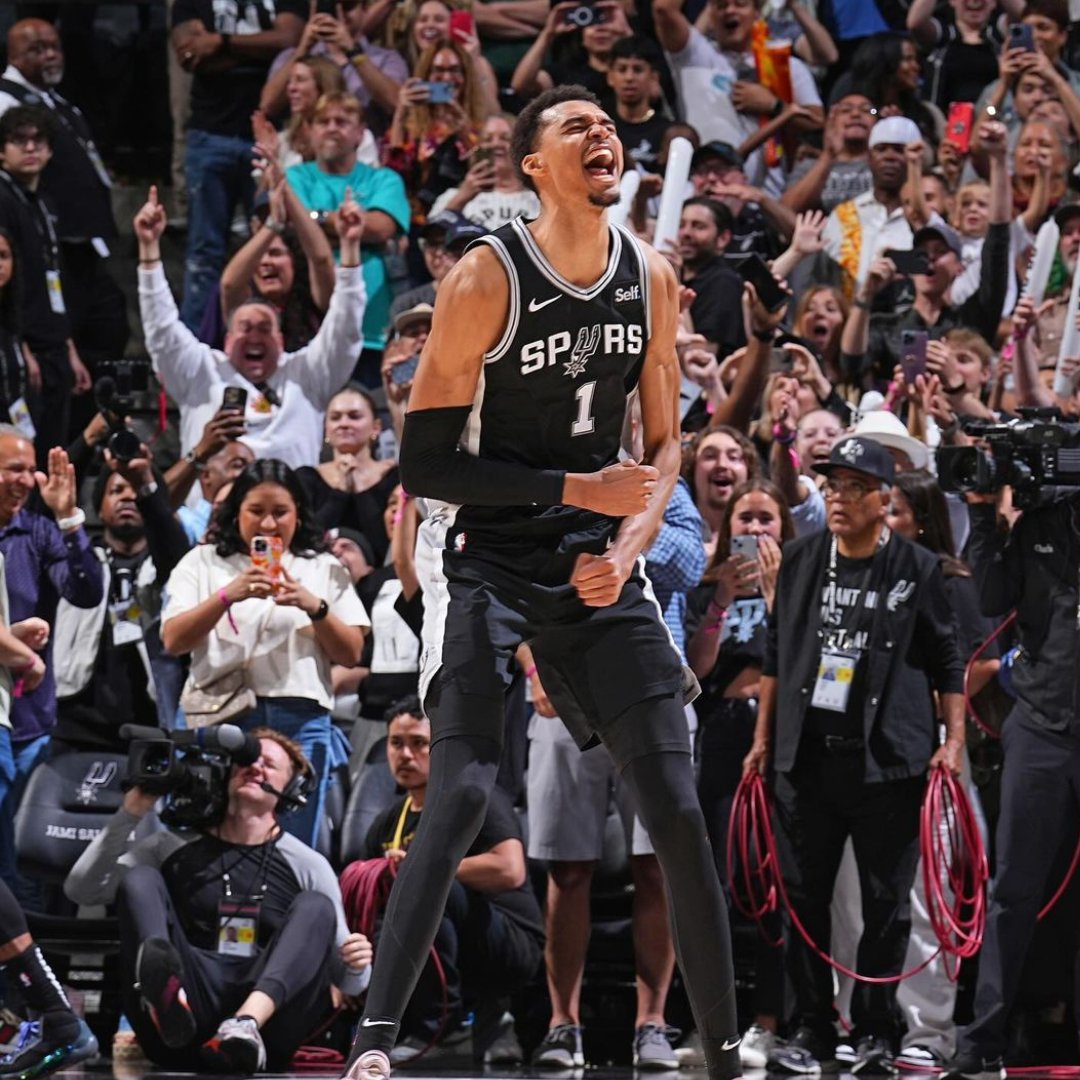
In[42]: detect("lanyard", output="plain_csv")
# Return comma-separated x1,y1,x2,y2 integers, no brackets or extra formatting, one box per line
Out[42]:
820,527,890,643
221,830,277,902
391,797,415,851
0,171,59,268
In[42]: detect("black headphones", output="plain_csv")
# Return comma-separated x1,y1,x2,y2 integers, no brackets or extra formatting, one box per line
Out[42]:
262,756,318,814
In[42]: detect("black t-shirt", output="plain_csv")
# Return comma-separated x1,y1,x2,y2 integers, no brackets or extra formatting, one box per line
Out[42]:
171,0,307,137
160,832,302,950
686,585,768,713
295,466,397,565
926,21,1002,111
363,786,544,942
804,543,886,738
614,113,672,175
687,255,746,356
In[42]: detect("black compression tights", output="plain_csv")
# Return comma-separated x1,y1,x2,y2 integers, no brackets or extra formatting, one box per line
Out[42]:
620,745,741,1079
349,696,739,1080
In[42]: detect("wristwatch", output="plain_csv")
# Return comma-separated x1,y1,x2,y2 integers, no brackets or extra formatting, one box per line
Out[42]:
219,32,232,54
184,448,207,472
310,599,330,622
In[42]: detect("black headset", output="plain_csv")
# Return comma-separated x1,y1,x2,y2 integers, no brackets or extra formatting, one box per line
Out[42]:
262,756,318,814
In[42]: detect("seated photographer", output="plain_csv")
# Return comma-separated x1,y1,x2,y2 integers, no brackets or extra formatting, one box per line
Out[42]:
51,447,190,751
64,729,372,1075
340,697,543,1064
162,460,369,848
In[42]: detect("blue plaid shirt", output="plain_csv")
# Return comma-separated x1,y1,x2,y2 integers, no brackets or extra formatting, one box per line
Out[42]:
645,478,707,662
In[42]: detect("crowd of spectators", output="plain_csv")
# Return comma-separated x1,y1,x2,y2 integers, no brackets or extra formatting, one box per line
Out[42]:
0,0,1074,1078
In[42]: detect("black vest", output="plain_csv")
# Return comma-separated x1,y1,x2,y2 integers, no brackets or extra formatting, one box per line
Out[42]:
0,79,116,243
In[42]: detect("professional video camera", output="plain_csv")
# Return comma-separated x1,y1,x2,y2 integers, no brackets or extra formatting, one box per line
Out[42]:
936,409,1080,508
121,723,261,829
94,362,151,463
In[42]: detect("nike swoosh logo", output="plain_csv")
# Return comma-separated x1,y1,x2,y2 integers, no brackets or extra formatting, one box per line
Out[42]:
721,1037,741,1051
529,295,560,312
361,1019,396,1027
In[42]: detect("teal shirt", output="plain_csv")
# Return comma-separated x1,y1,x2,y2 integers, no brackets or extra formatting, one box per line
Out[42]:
286,161,411,350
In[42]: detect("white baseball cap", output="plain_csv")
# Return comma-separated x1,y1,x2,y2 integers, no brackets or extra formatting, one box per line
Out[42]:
868,116,922,149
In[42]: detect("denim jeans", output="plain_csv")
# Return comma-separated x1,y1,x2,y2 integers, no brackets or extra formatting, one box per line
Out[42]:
239,699,348,850
0,730,50,897
181,128,254,330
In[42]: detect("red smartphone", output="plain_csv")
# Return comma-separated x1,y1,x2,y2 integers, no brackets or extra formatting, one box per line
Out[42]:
449,10,475,40
946,102,975,155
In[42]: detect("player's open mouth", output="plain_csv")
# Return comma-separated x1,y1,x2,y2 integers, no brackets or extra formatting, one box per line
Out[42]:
584,146,617,182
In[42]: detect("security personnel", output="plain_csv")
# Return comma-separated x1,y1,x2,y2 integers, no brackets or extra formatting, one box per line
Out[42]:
744,436,965,1077
942,489,1080,1080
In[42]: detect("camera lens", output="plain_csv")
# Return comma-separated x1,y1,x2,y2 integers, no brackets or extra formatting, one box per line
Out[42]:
569,6,594,26
109,428,142,463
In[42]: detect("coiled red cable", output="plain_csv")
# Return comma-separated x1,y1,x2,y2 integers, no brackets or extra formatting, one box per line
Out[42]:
727,767,987,984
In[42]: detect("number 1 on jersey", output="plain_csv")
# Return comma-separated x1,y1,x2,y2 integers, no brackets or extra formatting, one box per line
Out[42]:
571,380,596,437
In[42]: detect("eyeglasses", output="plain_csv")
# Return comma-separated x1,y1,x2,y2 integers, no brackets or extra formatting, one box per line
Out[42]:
834,103,878,117
430,65,464,77
5,133,45,149
823,476,877,501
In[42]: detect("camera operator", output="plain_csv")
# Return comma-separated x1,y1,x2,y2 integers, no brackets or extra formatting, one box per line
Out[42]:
50,445,190,749
940,485,1080,1080
64,728,372,1075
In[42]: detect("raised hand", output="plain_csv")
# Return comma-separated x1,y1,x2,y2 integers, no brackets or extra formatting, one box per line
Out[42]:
790,210,826,256
34,447,78,522
133,185,167,248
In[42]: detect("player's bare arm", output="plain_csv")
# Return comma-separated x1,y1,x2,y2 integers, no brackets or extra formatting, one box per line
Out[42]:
401,246,659,517
571,248,682,607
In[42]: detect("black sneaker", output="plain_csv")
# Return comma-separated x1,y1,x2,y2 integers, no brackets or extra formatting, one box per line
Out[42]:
851,1036,894,1075
135,937,196,1049
532,1024,585,1068
939,1051,1005,1080
768,1026,838,1075
0,1019,98,1079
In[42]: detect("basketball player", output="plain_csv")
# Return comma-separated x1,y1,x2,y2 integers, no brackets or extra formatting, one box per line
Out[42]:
343,85,747,1080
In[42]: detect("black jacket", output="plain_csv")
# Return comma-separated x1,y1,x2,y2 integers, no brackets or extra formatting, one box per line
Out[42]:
763,528,964,781
967,497,1080,731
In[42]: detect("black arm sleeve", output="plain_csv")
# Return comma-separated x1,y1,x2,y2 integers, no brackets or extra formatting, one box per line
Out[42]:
138,482,192,584
399,405,566,507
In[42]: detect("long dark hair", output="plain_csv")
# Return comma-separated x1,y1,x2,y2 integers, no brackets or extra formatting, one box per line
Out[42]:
893,470,969,577
212,459,327,558
849,33,935,140
704,479,795,581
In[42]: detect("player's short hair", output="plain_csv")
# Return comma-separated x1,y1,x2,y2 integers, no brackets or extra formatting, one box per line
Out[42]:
511,84,604,194
682,196,734,235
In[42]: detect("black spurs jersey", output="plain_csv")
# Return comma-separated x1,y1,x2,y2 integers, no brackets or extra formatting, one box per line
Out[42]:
435,217,652,552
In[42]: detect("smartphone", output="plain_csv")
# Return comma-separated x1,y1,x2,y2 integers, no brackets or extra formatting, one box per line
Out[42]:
946,102,975,155
389,354,421,385
472,146,495,168
768,346,792,373
251,535,284,584
730,535,759,563
222,386,248,413
900,329,929,381
885,248,931,276
449,9,475,40
1008,22,1035,52
733,253,788,313
422,80,455,104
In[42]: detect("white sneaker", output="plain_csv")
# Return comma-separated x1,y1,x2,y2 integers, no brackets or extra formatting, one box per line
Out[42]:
740,1024,779,1069
343,1049,391,1080
675,1029,705,1069
207,1016,266,1074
